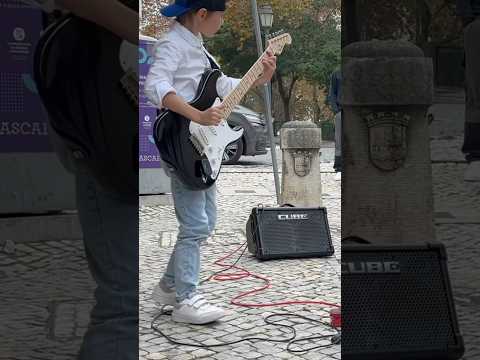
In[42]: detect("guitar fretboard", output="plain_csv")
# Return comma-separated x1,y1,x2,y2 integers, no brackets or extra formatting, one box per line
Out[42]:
222,49,269,118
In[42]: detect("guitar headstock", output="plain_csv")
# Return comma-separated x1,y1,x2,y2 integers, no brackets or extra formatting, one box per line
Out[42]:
266,31,292,55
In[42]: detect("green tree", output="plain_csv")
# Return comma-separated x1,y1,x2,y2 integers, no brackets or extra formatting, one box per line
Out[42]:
141,0,341,125
206,0,340,125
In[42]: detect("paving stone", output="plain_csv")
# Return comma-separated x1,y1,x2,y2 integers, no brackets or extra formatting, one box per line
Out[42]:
17,134,480,359
191,348,217,358
139,157,341,359
146,353,167,360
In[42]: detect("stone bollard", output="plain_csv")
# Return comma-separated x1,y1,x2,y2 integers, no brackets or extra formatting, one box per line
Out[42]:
280,121,323,207
342,40,434,244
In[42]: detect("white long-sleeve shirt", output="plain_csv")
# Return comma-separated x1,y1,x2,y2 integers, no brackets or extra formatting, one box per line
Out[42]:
144,21,241,109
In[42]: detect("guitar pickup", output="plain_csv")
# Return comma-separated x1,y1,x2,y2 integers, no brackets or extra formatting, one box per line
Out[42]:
209,126,218,136
199,130,209,145
189,135,204,155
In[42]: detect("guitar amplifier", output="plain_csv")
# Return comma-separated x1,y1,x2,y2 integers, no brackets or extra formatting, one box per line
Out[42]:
246,206,334,260
342,242,464,360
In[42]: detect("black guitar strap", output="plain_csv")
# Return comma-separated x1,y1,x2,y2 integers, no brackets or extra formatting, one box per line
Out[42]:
203,49,220,70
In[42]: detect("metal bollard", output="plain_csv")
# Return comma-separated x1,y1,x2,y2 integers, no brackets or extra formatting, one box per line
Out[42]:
280,121,323,207
341,40,434,243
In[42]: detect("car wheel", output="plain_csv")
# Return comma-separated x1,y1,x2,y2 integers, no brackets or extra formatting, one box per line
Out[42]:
222,136,244,165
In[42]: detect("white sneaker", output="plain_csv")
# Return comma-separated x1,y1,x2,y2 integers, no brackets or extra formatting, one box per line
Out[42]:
464,161,480,182
172,294,226,325
152,282,176,306
335,172,342,181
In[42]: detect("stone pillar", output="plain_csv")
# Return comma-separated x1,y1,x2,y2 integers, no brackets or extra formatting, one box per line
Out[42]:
342,40,434,244
280,121,322,207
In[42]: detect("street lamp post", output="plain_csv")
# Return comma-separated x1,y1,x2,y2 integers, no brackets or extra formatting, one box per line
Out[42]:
258,5,274,132
250,1,281,204
258,5,274,30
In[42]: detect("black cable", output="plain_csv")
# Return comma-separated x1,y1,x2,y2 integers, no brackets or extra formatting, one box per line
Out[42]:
150,240,340,353
150,309,339,353
151,307,297,348
268,313,340,353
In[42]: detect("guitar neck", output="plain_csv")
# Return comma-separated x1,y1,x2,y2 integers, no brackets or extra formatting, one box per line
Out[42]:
222,48,269,118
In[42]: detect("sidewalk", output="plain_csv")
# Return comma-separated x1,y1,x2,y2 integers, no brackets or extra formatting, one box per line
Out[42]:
3,99,477,359
429,87,480,360
139,160,341,359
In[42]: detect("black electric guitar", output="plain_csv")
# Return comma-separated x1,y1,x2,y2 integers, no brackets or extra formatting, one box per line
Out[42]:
153,32,292,190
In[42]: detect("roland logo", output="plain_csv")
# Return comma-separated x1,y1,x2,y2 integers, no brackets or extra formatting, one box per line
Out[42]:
342,261,400,274
277,213,309,221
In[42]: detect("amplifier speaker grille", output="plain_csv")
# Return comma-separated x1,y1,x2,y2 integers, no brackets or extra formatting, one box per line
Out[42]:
342,243,464,360
246,207,334,260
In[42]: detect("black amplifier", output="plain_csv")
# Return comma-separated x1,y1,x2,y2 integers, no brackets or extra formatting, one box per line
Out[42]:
246,206,334,260
342,242,464,360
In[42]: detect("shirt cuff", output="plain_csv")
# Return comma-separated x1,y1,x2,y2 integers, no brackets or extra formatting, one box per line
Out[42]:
232,78,242,89
216,75,242,99
145,81,176,109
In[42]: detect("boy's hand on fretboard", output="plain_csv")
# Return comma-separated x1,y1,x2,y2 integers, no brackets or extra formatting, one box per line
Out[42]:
254,50,277,87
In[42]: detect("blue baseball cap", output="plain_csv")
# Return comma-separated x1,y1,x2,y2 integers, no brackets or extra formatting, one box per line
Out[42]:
161,0,227,18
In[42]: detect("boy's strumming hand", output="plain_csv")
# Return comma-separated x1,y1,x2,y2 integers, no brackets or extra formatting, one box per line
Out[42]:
254,50,277,87
194,105,225,126
162,93,224,126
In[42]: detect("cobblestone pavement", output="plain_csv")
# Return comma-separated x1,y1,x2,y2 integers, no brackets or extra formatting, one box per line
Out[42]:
429,89,480,360
0,239,95,359
2,90,478,360
139,144,342,360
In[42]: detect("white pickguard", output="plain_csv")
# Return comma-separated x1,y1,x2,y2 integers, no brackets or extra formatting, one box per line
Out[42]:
189,99,244,179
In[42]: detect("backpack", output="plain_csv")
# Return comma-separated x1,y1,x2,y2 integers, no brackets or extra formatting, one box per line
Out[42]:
33,14,138,199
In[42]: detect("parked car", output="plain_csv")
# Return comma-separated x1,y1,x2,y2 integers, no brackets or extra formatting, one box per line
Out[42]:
223,105,268,164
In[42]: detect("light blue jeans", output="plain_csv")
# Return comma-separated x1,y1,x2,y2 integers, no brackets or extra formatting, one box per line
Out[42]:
161,176,217,302
75,170,138,360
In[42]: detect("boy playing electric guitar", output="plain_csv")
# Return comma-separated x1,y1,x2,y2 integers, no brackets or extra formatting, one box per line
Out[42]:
145,0,276,325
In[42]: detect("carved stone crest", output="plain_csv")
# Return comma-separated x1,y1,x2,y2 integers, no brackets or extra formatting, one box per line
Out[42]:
364,111,410,171
292,150,312,177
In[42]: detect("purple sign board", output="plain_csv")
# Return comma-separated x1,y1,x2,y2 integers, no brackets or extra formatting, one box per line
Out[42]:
139,37,162,169
0,1,52,152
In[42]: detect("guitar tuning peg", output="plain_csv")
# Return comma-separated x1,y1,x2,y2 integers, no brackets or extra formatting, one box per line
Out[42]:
267,30,287,41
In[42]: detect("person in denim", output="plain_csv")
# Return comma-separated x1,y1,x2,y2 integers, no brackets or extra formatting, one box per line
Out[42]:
145,0,276,324
162,175,217,299
327,68,342,179
28,1,139,359
74,169,138,359
457,0,480,181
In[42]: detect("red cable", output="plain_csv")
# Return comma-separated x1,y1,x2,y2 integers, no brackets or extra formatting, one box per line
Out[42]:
207,242,340,309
